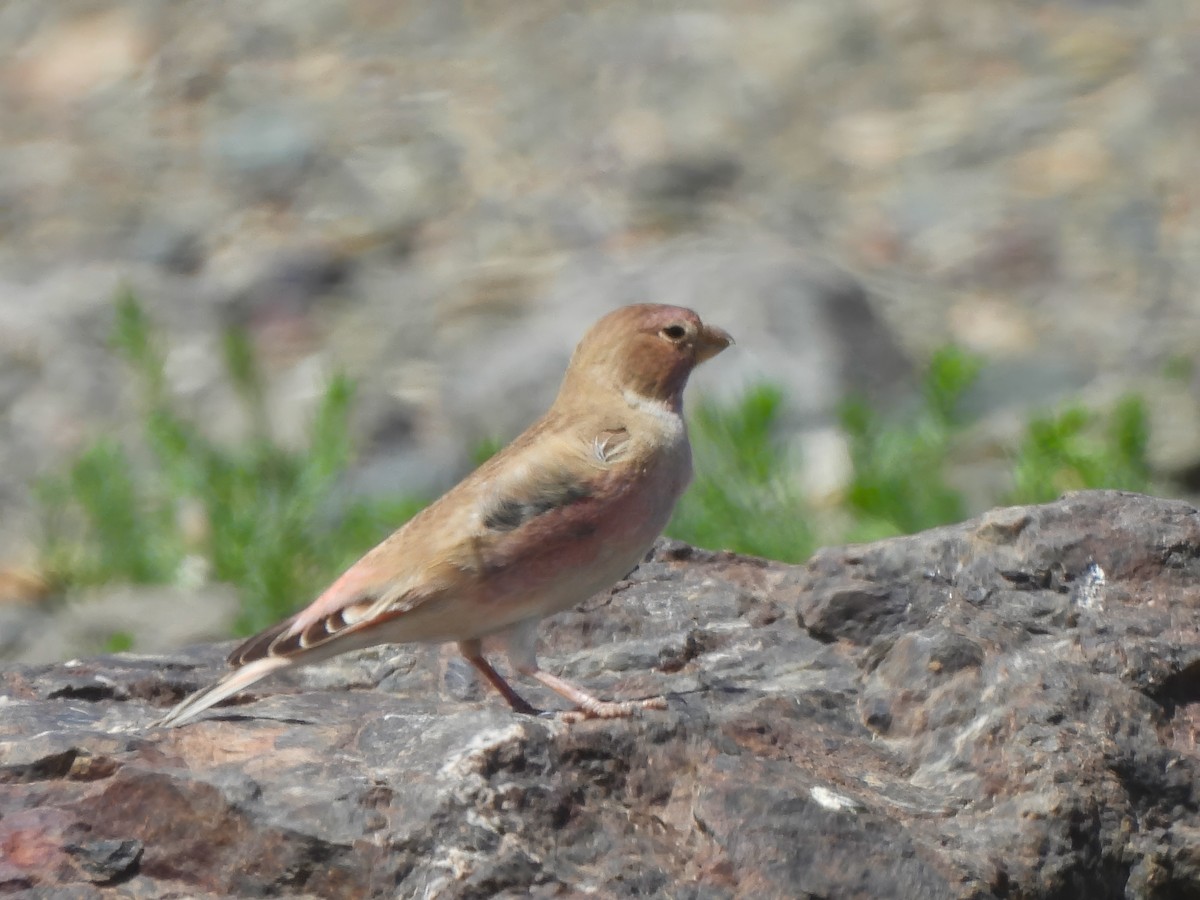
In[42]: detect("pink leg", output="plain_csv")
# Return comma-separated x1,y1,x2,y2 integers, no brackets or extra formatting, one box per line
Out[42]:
458,640,540,715
499,620,668,722
525,668,668,721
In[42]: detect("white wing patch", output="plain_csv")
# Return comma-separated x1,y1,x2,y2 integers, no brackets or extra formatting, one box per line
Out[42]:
592,429,629,465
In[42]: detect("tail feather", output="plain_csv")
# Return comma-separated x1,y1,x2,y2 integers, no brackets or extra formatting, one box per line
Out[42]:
227,615,296,667
153,656,292,728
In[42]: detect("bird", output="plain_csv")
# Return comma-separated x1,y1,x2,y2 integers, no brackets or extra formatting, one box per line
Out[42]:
155,303,732,727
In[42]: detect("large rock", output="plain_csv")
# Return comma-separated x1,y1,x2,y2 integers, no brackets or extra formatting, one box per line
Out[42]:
2,490,1199,898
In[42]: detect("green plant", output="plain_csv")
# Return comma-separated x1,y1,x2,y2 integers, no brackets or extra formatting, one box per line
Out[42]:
839,345,981,541
1007,395,1151,504
37,439,183,587
104,631,135,653
40,300,1163,627
38,290,426,634
1163,354,1193,382
668,384,815,563
470,435,505,467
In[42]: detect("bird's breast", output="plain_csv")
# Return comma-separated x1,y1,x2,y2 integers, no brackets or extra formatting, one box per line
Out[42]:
471,421,691,628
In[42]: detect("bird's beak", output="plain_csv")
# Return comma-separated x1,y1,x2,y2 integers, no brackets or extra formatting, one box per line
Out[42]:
695,323,733,363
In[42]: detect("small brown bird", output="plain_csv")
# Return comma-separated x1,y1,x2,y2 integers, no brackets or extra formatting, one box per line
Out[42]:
156,304,732,726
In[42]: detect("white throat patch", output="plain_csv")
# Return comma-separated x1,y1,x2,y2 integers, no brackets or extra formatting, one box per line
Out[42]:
622,388,684,430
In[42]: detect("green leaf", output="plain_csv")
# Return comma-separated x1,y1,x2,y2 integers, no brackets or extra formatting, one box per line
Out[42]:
37,290,428,636
668,383,814,563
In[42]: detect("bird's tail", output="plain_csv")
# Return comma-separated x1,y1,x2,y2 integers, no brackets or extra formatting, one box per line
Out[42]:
152,656,292,728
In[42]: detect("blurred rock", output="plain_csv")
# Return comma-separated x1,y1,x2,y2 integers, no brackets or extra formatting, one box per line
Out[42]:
628,152,741,231
208,108,320,203
3,492,1200,896
10,584,238,665
0,603,40,659
0,566,48,605
10,10,150,105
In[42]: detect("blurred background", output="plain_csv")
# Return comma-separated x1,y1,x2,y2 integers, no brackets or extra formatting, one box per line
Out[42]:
1,0,1198,662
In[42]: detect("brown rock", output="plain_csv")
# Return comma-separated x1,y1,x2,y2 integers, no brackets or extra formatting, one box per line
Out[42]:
2,491,1199,897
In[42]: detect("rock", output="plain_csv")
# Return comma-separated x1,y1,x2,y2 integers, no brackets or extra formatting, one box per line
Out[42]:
207,108,320,203
10,10,151,105
10,584,240,666
1,491,1199,896
628,152,742,231
0,601,47,659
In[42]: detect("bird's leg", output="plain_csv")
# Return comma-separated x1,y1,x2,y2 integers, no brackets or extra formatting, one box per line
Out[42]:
458,639,540,715
525,668,668,722
500,620,668,722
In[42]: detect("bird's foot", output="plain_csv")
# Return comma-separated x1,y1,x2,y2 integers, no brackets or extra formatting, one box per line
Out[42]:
558,695,668,724
508,696,544,716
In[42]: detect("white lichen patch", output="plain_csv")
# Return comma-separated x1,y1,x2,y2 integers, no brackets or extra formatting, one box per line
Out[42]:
810,785,862,812
1073,562,1106,611
438,722,529,780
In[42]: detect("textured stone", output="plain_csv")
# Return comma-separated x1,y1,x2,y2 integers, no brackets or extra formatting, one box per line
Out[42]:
2,491,1199,897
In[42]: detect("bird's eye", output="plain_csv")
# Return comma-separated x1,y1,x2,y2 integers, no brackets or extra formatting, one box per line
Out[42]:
660,324,687,341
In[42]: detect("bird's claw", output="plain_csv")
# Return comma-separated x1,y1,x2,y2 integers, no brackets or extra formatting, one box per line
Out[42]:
557,695,668,724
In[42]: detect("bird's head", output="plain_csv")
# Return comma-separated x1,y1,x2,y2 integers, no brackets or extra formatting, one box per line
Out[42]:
560,304,733,409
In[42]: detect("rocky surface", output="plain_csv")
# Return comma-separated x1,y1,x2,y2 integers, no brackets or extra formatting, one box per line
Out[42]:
2,490,1200,898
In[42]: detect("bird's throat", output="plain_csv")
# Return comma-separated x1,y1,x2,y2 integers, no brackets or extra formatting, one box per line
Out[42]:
622,387,683,421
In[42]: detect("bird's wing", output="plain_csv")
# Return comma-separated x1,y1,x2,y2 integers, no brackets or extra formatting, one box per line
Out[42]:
229,417,633,666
